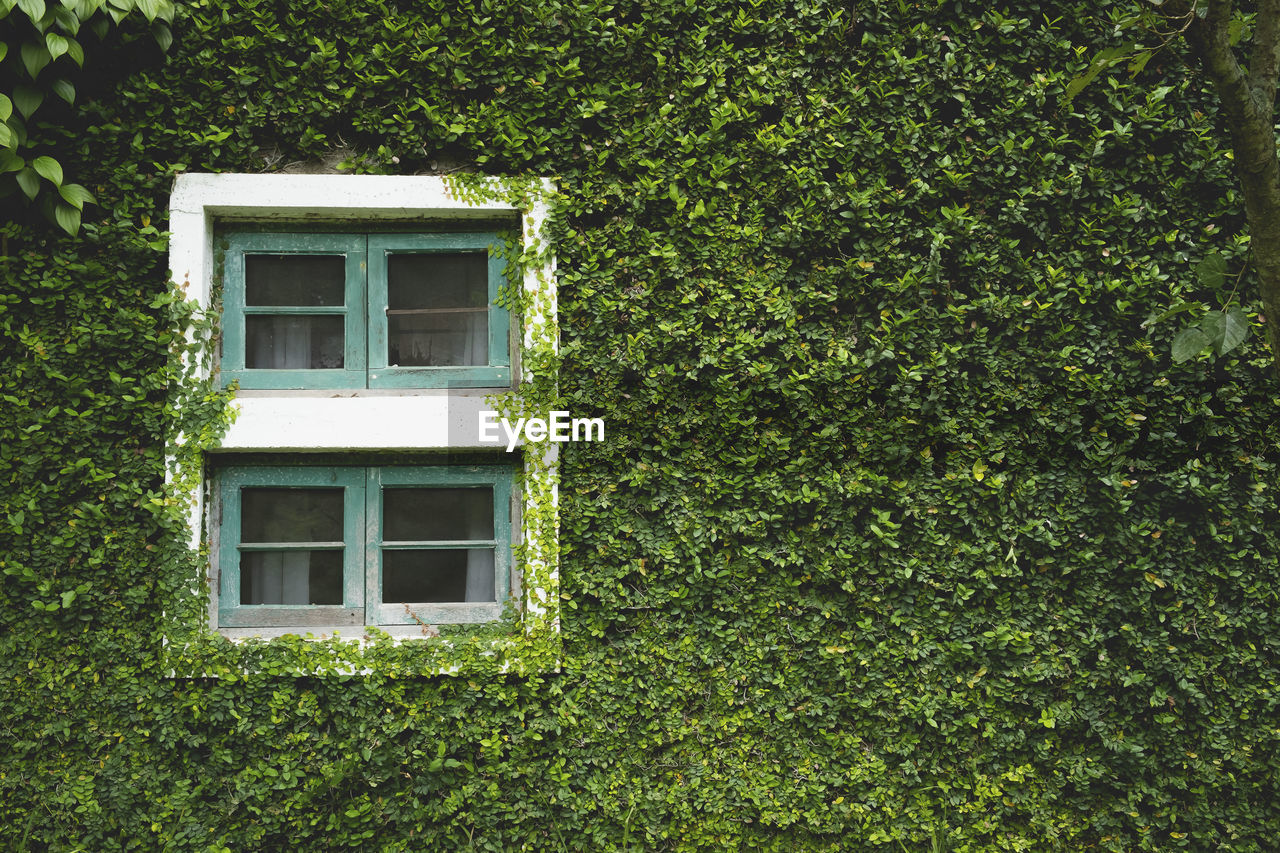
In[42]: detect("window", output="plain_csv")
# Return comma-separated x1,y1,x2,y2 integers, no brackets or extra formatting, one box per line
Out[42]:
216,465,513,628
221,232,511,389
167,174,560,657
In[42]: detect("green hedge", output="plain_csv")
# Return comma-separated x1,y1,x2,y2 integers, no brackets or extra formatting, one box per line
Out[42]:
2,0,1279,849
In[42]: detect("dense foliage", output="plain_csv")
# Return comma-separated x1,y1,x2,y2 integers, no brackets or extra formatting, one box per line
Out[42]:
2,0,1278,849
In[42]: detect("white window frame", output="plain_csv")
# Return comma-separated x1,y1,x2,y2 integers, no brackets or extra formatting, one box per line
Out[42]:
168,173,558,640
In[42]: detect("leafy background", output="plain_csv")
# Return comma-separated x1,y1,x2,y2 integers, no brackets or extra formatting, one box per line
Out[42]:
2,0,1279,849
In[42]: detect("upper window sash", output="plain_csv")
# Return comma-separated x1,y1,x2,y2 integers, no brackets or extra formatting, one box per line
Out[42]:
219,231,511,390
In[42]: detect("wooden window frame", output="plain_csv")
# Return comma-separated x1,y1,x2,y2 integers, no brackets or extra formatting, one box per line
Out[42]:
220,231,512,390
216,464,515,631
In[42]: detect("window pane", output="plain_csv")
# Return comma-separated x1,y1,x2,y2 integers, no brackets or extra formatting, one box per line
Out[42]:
241,487,343,542
382,548,495,603
246,316,344,368
241,550,343,605
386,252,489,367
388,253,487,310
245,254,345,306
383,487,494,541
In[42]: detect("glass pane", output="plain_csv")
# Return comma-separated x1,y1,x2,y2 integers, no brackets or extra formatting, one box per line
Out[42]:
245,254,345,306
241,487,343,542
241,550,343,605
383,548,495,603
383,487,494,541
388,312,487,366
245,316,344,369
388,253,487,310
386,252,490,367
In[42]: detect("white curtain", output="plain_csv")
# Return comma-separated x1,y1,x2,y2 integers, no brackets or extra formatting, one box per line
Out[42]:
250,317,312,368
248,551,311,604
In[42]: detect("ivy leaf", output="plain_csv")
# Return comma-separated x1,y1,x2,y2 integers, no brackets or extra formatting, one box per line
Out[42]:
16,0,46,20
65,37,84,68
1219,306,1250,355
13,84,44,119
1196,252,1227,289
15,166,41,200
46,33,70,61
54,201,81,236
152,20,173,51
57,182,94,210
32,155,63,186
51,79,76,105
0,151,24,174
21,42,52,79
1171,325,1211,363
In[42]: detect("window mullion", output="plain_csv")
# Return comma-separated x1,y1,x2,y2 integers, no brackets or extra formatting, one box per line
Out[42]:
363,466,380,626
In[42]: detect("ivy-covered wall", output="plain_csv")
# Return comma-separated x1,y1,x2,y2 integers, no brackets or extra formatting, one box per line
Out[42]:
3,0,1279,849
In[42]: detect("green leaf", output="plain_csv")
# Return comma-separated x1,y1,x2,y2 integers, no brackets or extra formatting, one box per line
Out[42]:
1063,44,1133,104
13,85,44,119
0,94,11,123
151,20,172,51
0,151,24,173
137,0,160,21
53,6,80,35
57,182,94,209
0,125,13,149
1127,49,1154,76
1200,310,1227,353
0,43,8,64
65,37,84,67
32,155,63,186
15,166,41,200
21,42,53,79
1196,252,1227,289
1141,301,1199,329
16,0,46,19
1219,306,1250,355
51,79,76,105
54,201,81,235
1171,325,1211,363
45,33,69,60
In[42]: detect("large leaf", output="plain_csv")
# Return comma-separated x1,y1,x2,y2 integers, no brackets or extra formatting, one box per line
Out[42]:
57,182,94,210
1141,300,1199,329
1219,306,1250,355
1171,325,1211,363
15,166,40,200
1063,44,1134,104
0,94,12,123
0,151,24,173
152,20,173,51
32,155,63,186
53,201,81,236
1200,311,1227,352
46,33,70,61
65,37,84,68
51,79,76,105
1196,252,1227,289
21,42,53,79
16,0,46,19
0,124,13,149
13,85,44,120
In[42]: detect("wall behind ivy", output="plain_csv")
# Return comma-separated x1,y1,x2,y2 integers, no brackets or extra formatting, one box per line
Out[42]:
2,0,1278,849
